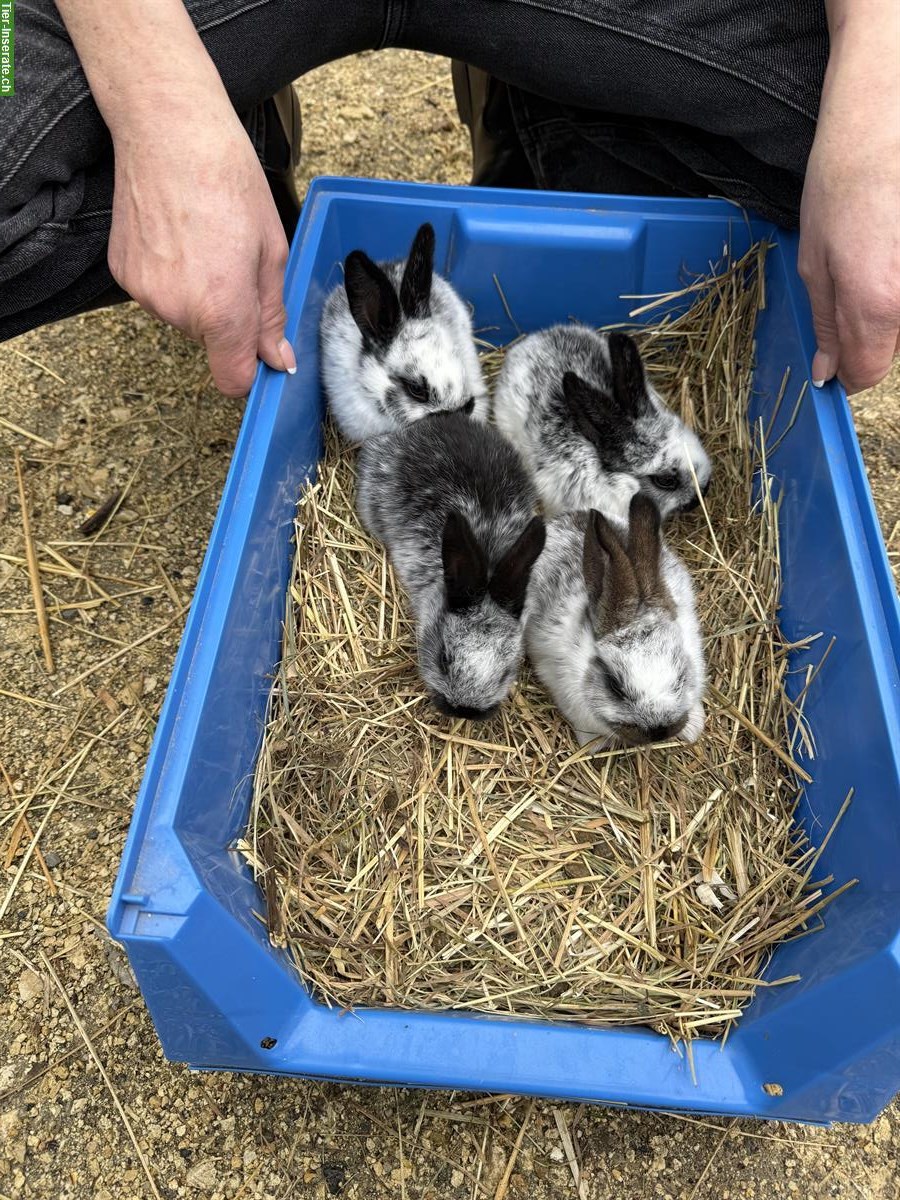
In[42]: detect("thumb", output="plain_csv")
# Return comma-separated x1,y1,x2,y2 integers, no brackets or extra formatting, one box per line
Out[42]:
803,259,840,387
203,313,261,398
256,238,295,376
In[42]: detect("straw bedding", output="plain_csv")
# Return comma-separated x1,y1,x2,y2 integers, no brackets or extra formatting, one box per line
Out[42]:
240,244,850,1043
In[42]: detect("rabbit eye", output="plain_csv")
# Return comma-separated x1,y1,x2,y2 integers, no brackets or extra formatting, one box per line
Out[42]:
401,377,431,404
599,663,628,703
462,397,476,415
650,472,681,492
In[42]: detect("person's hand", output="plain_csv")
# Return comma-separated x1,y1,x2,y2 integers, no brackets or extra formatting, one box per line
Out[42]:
56,0,297,397
107,105,295,396
798,10,900,394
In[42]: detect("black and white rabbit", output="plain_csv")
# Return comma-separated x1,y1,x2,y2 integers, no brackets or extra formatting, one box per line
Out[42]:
320,223,488,442
357,411,546,718
493,324,711,519
525,494,706,748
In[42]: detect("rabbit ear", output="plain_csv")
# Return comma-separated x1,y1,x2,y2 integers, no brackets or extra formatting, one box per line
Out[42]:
344,250,401,349
562,372,620,452
489,516,546,617
583,510,640,631
582,511,608,611
627,494,673,611
608,332,652,418
399,223,435,319
442,509,488,611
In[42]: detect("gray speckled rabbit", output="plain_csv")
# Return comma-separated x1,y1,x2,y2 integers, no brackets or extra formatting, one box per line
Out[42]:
525,495,706,749
320,223,488,442
357,410,545,719
493,324,711,519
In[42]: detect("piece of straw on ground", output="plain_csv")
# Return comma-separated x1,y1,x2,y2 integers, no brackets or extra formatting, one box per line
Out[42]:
242,244,849,1044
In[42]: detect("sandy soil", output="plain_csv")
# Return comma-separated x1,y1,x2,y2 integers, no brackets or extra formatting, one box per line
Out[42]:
2,49,899,1200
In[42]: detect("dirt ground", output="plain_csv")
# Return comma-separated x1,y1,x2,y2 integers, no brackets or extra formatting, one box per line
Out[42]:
2,50,900,1200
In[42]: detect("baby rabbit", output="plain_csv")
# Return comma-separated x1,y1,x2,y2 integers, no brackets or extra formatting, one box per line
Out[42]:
525,494,706,749
493,324,711,519
357,410,546,719
320,222,489,442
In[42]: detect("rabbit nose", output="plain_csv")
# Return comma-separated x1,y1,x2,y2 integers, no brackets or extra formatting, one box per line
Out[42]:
645,724,673,743
621,716,687,745
645,715,688,743
432,693,497,721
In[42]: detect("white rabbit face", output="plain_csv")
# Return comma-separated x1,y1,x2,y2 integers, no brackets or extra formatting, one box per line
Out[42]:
560,332,712,520
420,602,524,719
589,616,696,745
380,318,481,426
525,503,706,753
576,497,703,746
633,406,712,518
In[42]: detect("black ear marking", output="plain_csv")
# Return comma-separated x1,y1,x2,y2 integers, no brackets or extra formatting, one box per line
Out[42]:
562,371,622,456
442,509,488,611
344,250,401,349
399,223,435,319
489,516,546,618
582,510,608,610
608,331,651,417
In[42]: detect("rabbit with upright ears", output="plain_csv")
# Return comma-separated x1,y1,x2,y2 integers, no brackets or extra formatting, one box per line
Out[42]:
493,324,711,520
357,410,546,719
525,494,706,749
320,222,489,442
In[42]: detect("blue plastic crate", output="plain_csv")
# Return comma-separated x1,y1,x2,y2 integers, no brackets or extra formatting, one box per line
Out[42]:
107,178,900,1123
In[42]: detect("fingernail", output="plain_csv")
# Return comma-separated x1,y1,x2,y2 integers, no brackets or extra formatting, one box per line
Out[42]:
812,378,825,388
280,338,297,375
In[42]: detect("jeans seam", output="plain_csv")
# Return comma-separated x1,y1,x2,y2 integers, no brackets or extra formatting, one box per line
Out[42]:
17,0,68,37
379,0,405,50
519,113,658,143
192,0,284,36
501,0,820,124
10,224,72,250
0,84,93,194
529,110,796,188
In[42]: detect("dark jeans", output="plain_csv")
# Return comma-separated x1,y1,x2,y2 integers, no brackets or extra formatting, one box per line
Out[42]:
0,1,829,341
